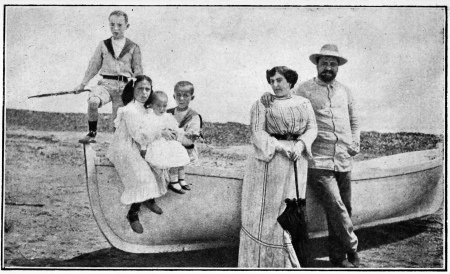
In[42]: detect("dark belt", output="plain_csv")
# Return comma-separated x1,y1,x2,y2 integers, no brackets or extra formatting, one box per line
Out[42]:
102,75,128,82
270,133,300,141
184,144,195,149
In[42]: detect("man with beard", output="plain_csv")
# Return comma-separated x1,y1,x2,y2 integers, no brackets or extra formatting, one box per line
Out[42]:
296,44,360,268
260,44,360,268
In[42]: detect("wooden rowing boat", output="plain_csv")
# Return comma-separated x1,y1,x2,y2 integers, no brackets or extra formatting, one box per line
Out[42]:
83,144,443,254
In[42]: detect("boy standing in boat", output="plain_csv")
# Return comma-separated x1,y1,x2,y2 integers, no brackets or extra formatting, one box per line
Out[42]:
75,10,143,144
166,81,202,194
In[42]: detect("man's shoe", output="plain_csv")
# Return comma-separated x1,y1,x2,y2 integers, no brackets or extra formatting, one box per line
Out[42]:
143,199,163,215
331,259,355,268
347,252,360,268
126,211,143,234
168,183,186,194
79,131,97,144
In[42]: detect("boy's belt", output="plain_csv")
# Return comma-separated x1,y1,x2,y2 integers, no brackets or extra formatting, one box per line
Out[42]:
184,144,195,149
270,133,300,141
102,75,128,82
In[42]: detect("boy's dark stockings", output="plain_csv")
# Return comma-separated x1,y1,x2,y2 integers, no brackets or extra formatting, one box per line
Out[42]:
88,120,98,133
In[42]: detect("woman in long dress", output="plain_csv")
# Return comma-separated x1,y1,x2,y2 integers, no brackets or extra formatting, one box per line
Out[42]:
238,66,317,268
107,75,176,234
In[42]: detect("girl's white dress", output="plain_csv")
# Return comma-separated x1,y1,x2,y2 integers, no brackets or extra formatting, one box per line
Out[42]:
144,110,191,169
106,101,168,205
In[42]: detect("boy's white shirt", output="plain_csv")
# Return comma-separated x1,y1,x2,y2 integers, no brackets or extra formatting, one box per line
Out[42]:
173,108,189,123
172,107,201,147
173,108,201,134
111,36,126,58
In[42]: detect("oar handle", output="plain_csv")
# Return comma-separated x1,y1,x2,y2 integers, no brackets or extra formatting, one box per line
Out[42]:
28,89,91,99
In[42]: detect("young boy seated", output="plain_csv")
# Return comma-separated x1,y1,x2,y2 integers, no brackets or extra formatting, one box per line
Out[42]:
167,81,202,193
76,10,143,144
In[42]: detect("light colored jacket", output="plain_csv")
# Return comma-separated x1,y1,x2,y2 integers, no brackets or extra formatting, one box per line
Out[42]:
295,77,360,172
82,38,143,86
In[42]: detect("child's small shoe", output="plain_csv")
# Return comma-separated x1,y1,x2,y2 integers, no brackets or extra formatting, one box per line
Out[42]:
168,182,186,194
179,180,191,190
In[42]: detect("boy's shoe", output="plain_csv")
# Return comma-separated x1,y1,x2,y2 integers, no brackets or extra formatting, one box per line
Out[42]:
143,199,163,215
126,211,143,234
168,182,186,194
179,180,191,190
347,252,360,267
79,131,97,144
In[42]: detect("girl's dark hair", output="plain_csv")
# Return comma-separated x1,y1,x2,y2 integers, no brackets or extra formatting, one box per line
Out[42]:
121,75,153,107
266,66,298,88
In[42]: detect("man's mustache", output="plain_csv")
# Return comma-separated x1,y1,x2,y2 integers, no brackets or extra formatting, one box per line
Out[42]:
321,70,335,75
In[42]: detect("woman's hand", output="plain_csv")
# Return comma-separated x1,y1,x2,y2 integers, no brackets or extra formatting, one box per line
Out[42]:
290,141,305,161
276,143,292,159
260,92,274,108
161,128,177,140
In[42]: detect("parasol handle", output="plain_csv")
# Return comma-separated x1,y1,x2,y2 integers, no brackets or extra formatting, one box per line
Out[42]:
293,160,299,200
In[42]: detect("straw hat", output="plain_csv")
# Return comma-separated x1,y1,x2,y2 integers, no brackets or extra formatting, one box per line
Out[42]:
309,44,348,66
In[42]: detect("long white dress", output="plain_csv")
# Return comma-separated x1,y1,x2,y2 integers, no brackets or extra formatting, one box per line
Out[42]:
238,95,317,268
106,101,168,205
144,110,191,169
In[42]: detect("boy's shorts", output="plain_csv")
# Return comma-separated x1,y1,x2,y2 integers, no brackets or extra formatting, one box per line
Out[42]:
88,79,127,119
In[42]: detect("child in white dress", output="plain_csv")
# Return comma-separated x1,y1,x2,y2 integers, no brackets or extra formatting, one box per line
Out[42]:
144,91,191,170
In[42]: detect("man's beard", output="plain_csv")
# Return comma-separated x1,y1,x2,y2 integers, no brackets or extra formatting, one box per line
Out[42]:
319,70,336,82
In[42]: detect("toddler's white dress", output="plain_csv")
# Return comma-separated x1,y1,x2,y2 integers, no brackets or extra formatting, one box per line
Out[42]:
145,110,191,169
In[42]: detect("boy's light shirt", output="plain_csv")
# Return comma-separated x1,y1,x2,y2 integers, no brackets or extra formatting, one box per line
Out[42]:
81,38,143,86
112,37,126,58
173,108,201,147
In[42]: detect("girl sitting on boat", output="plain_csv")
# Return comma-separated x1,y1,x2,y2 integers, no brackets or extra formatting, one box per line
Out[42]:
106,75,179,234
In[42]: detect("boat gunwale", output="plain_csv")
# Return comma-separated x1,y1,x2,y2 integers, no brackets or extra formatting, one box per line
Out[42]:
94,148,442,181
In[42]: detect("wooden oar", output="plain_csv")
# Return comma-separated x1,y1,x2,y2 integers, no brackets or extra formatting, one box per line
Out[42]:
28,89,91,99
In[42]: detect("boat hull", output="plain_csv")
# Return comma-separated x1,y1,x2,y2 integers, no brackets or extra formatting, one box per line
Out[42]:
83,145,443,253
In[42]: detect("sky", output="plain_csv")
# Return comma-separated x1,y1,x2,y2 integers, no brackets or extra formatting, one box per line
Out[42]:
4,3,446,134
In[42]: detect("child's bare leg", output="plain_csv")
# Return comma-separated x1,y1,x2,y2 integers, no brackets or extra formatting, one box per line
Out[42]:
88,96,101,121
168,167,185,194
178,167,191,190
